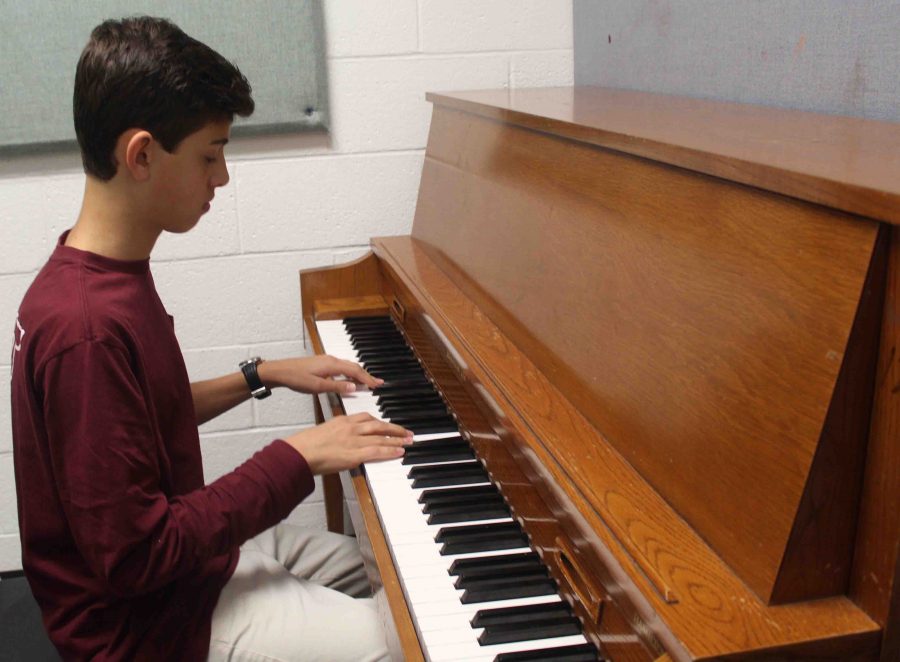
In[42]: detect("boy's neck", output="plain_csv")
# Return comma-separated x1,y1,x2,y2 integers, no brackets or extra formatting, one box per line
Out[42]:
66,176,161,261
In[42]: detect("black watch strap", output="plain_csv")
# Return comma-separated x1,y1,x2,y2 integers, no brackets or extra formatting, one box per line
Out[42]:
240,357,271,399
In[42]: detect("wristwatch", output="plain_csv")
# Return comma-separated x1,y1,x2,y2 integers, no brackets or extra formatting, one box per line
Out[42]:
239,356,271,400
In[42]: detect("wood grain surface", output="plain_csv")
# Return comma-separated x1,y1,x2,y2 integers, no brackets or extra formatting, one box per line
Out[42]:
426,87,900,225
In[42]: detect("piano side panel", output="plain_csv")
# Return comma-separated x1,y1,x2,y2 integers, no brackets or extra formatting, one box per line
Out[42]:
851,226,900,661
299,251,384,322
411,103,879,603
771,227,887,603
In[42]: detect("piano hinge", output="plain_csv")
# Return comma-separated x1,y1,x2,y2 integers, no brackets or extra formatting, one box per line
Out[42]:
554,536,606,625
390,297,406,325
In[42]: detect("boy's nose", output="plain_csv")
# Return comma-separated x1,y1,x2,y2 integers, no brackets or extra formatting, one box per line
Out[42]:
213,161,230,188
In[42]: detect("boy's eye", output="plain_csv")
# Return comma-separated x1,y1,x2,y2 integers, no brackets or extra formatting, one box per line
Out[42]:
204,156,217,164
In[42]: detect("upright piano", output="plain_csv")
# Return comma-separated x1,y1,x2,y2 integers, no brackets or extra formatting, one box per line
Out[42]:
299,87,900,661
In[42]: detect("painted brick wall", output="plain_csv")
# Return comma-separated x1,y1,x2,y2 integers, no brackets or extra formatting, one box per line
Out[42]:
0,1,573,571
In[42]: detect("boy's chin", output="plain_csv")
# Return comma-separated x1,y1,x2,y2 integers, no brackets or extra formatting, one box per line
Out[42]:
166,217,202,234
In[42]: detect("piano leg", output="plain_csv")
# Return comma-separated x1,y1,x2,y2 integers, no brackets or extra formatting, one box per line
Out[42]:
314,396,346,534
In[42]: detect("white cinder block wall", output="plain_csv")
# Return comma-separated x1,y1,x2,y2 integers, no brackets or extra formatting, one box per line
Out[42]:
0,0,574,571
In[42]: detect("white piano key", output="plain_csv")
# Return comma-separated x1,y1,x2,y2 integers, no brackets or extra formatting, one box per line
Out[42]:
424,633,588,662
409,593,563,619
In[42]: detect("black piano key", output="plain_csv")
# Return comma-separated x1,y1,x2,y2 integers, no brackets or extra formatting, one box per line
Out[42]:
451,552,542,579
368,364,424,375
388,414,455,429
479,616,582,646
370,373,427,385
377,388,441,401
349,329,404,341
409,435,466,447
470,601,571,628
435,521,528,555
368,368,425,381
403,437,471,452
435,520,522,542
408,462,488,488
378,400,447,411
384,411,452,426
346,322,400,333
341,315,393,326
362,359,422,372
420,483,498,505
456,565,549,590
360,352,417,363
427,501,509,524
378,391,441,404
343,316,396,327
380,401,445,414
372,380,433,395
356,347,418,362
423,490,504,512
447,552,541,575
461,576,557,604
493,643,601,662
355,342,406,352
403,446,475,466
397,420,458,435
380,404,450,418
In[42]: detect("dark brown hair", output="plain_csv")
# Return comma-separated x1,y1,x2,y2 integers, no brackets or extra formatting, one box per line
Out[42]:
74,16,254,180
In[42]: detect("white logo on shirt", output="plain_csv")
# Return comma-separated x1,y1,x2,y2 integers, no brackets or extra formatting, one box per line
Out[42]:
10,316,24,378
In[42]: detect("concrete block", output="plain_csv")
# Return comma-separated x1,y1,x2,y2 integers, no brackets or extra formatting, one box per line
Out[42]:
183,346,255,434
324,0,418,57
420,0,573,53
0,453,18,535
199,427,297,483
328,55,508,153
0,534,22,572
0,174,83,274
236,153,422,253
152,251,333,349
511,50,575,87
332,247,372,265
251,341,318,429
0,367,10,454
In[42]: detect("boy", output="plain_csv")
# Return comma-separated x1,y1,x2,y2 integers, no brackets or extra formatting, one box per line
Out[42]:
10,16,410,661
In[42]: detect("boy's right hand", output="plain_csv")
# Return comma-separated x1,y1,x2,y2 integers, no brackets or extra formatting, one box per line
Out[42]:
285,412,413,475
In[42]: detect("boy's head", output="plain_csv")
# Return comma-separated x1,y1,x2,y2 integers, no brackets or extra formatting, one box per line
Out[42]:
74,16,254,181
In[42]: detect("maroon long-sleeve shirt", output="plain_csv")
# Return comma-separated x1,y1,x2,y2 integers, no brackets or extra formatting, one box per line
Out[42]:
10,234,314,660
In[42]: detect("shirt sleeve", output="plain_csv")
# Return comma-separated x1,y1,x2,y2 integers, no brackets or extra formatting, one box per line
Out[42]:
40,339,314,597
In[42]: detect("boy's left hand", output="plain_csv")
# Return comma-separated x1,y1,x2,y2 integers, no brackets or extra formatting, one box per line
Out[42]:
257,355,383,395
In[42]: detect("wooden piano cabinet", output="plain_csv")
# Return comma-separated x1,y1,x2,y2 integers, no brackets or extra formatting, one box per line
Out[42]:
298,87,900,661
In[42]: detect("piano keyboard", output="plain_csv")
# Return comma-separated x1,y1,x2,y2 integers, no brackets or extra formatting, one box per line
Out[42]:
316,316,602,662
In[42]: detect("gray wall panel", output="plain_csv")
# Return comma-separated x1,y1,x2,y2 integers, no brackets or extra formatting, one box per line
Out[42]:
574,0,900,121
0,0,327,154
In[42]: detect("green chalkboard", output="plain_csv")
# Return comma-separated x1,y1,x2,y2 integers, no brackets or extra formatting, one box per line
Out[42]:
0,0,328,154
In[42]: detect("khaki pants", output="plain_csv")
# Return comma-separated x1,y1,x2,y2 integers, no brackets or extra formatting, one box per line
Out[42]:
208,524,390,662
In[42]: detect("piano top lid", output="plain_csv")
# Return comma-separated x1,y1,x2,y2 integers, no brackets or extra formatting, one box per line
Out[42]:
426,86,900,226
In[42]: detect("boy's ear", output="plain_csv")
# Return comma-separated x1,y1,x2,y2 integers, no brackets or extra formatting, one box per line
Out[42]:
120,129,154,181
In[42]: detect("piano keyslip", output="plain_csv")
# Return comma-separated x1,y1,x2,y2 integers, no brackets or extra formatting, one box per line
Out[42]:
316,317,601,662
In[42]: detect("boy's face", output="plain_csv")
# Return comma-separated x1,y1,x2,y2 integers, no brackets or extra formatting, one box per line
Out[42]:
150,119,232,234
